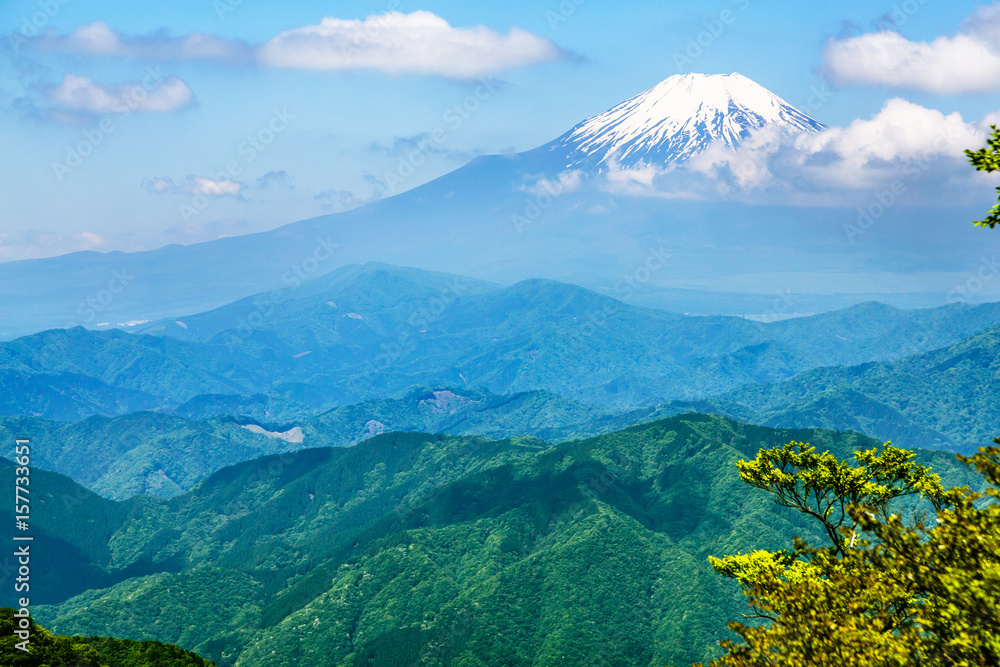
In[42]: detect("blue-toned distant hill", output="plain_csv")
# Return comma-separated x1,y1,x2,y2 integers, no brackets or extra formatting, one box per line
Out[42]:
3,261,999,508
0,74,991,340
692,323,1000,455
0,386,610,500
4,264,1000,420
10,414,983,667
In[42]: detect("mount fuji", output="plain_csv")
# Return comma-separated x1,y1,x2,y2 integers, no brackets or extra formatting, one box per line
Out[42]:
535,72,825,170
0,73,986,340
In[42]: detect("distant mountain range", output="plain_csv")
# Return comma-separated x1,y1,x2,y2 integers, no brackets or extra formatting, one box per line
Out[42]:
702,322,1000,454
0,386,610,500
10,309,1000,501
5,263,1000,420
2,263,999,502
0,73,989,340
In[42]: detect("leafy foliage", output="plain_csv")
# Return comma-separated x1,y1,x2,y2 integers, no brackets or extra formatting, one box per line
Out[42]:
729,441,945,553
966,124,1000,228
11,415,980,666
0,607,214,667
704,441,1000,666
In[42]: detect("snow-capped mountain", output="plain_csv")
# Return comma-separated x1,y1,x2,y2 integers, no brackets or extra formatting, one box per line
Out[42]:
2,73,961,341
540,72,825,170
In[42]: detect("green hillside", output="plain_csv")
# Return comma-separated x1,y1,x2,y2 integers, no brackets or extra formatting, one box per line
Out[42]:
0,386,610,500
712,324,1000,454
13,306,1000,503
0,412,309,500
6,414,979,666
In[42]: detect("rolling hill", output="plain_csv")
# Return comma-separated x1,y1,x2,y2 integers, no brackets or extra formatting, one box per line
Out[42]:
4,414,982,666
705,323,1000,454
5,263,1000,421
0,386,610,500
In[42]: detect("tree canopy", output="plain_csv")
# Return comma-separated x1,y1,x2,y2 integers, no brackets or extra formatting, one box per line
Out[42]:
703,441,1000,666
966,124,1000,228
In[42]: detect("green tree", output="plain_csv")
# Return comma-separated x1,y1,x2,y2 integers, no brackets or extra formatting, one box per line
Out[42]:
702,442,1000,666
0,608,216,667
0,607,106,667
966,124,1000,228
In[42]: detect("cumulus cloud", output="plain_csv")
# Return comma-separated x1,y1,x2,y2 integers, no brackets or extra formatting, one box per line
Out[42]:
599,99,997,205
314,183,383,212
143,176,245,198
257,11,565,78
36,21,252,64
521,170,585,197
32,12,564,79
256,170,293,189
824,4,1000,93
784,99,985,188
46,73,194,115
370,132,478,162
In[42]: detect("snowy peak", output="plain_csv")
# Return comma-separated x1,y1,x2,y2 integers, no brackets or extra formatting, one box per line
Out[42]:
545,73,825,170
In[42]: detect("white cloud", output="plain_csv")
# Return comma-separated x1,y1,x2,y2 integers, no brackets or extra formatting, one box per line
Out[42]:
786,99,985,188
143,176,244,198
258,11,564,77
46,73,194,115
603,99,997,205
190,177,242,196
521,170,584,196
824,4,1000,93
37,21,252,63
34,12,564,79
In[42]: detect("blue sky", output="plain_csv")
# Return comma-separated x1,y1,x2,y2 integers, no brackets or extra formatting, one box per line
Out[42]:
1,0,998,260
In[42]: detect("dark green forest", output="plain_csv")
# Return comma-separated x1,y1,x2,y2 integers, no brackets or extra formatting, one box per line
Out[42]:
2,414,985,666
0,608,214,666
